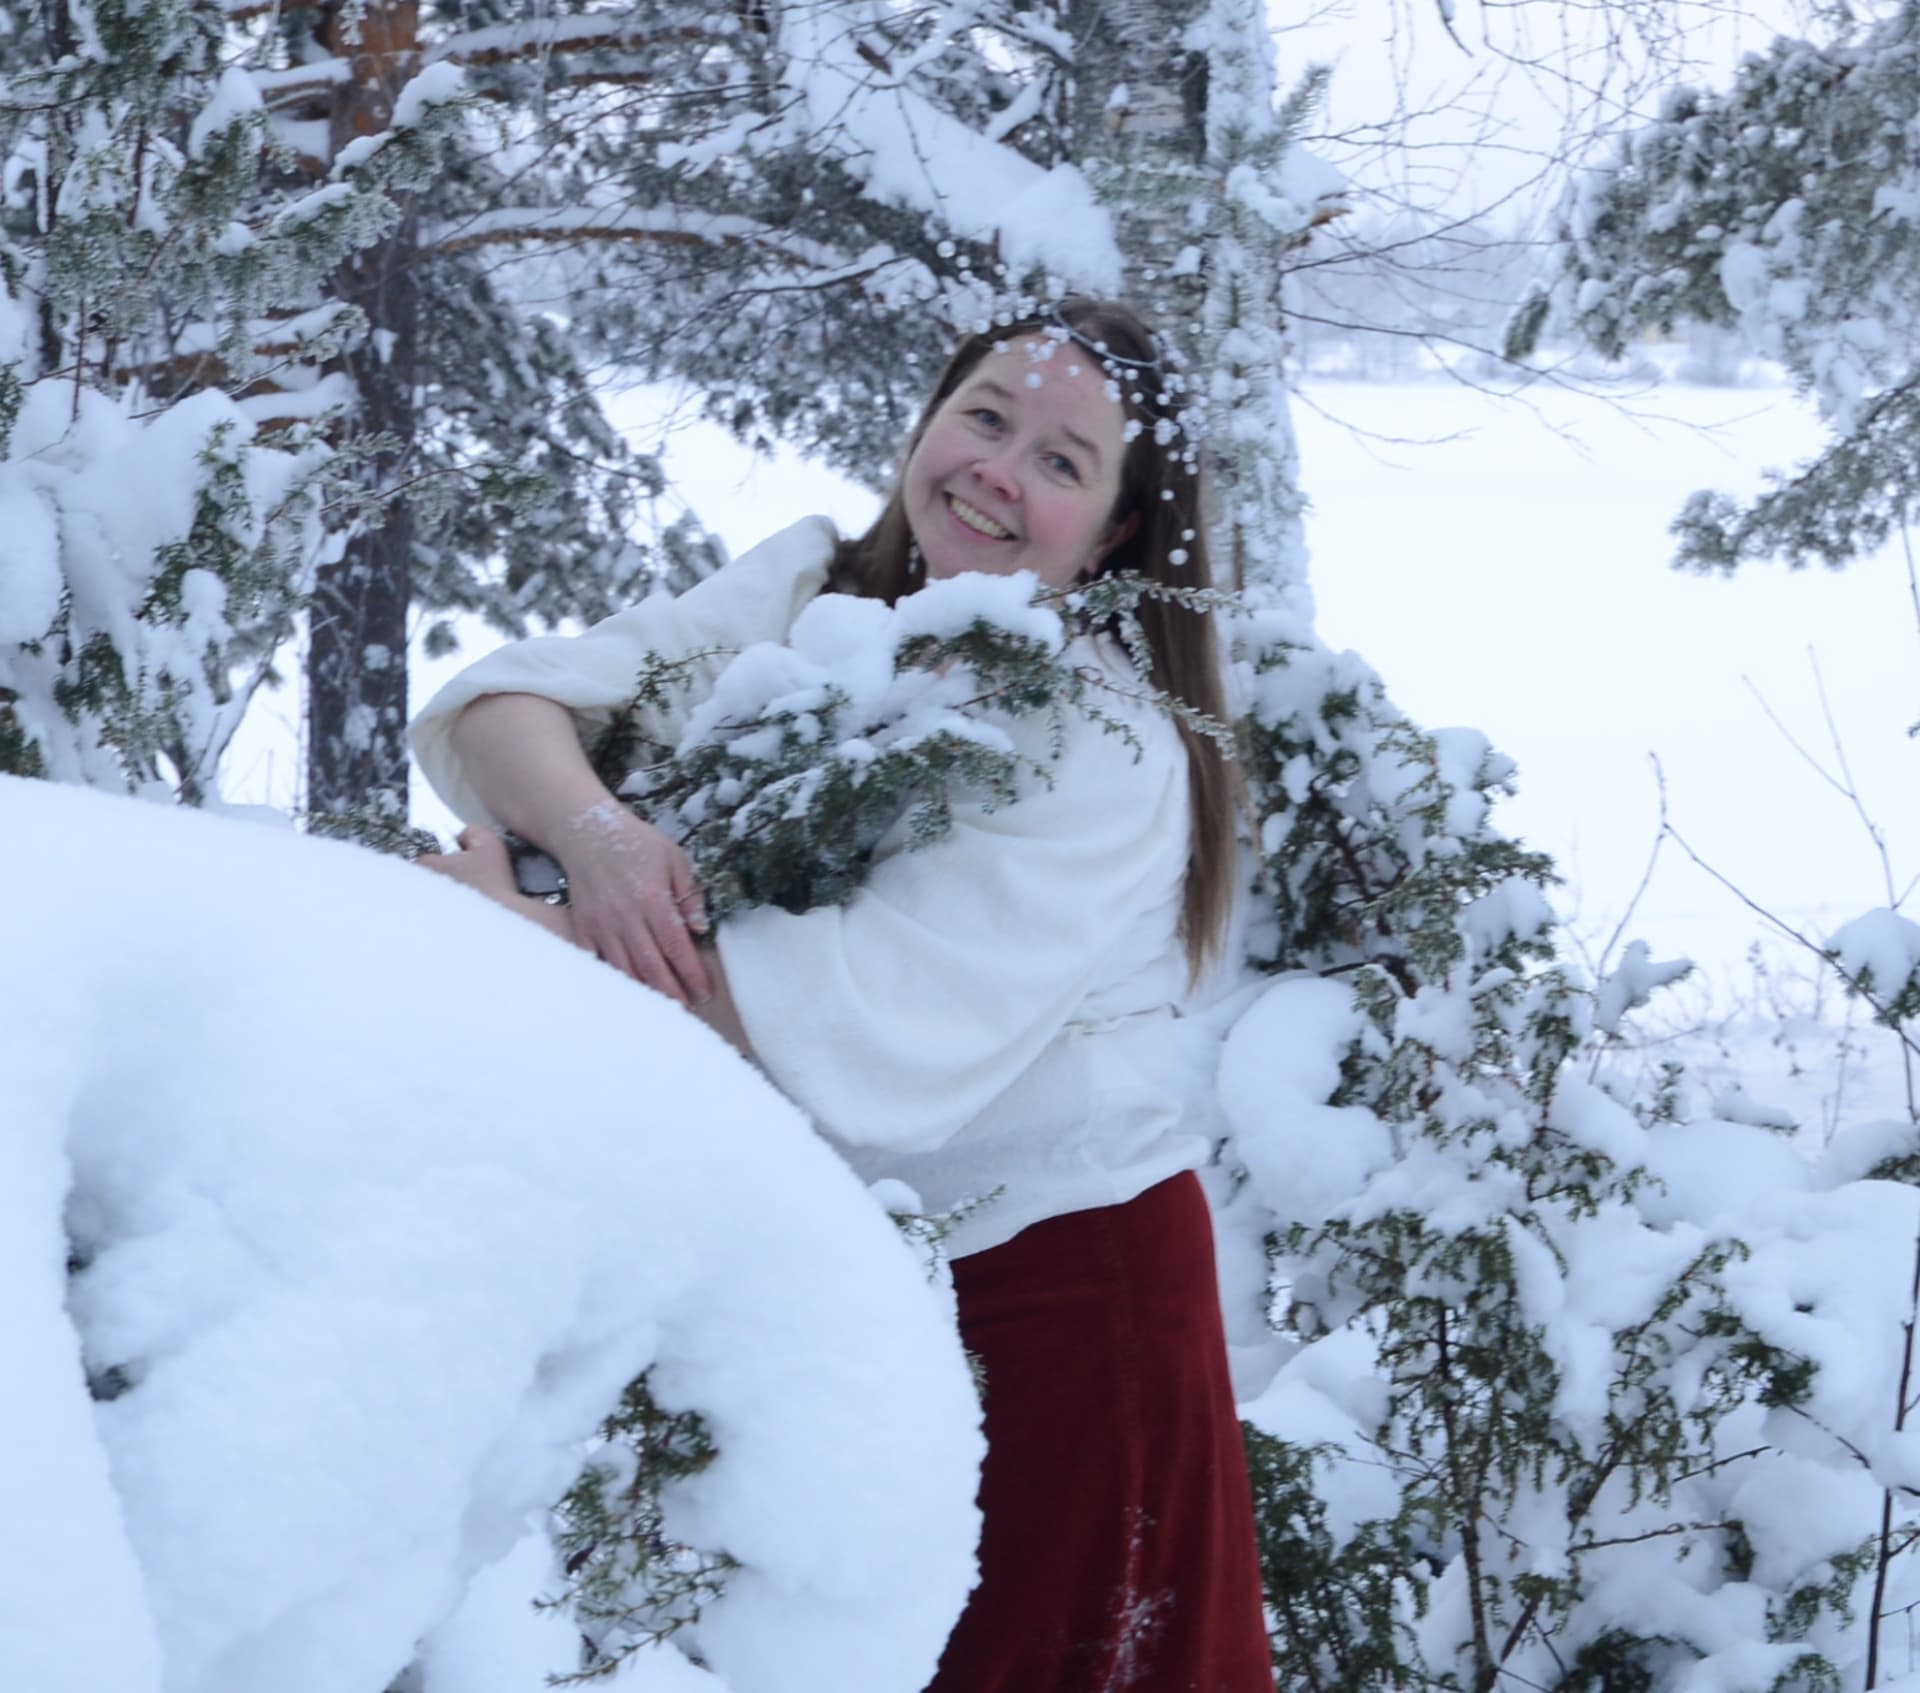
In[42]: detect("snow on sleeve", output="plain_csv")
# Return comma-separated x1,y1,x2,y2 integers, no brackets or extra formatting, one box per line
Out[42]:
409,517,838,824
0,775,980,1693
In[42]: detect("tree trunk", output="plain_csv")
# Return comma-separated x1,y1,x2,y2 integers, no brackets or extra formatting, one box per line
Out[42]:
307,0,420,820
1064,0,1309,593
1062,0,1211,327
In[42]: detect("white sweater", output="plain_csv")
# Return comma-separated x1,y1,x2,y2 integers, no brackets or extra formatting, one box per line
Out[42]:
409,518,1206,1256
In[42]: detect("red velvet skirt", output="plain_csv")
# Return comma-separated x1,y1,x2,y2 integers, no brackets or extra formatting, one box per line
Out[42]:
927,1172,1271,1693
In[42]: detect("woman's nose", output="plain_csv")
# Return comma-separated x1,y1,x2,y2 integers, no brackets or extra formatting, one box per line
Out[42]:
971,446,1020,500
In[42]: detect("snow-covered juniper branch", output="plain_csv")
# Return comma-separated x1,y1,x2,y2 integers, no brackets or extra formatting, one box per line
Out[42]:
505,570,1237,921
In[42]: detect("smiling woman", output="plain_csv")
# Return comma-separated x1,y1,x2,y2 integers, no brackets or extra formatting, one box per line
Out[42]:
902,342,1135,588
408,297,1267,1692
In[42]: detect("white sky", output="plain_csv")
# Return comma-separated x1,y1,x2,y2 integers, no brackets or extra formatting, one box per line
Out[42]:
1278,0,1814,219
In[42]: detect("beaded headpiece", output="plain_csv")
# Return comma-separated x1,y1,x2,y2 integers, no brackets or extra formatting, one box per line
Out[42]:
952,287,1207,468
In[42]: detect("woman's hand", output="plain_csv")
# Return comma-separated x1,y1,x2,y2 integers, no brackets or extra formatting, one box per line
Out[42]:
553,801,713,1007
417,823,521,905
437,695,710,1002
417,824,581,949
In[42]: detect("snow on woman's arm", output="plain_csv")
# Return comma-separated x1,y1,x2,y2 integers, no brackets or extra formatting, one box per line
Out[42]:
715,689,1188,1153
411,517,837,825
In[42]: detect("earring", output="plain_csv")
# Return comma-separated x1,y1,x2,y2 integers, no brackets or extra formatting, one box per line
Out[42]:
907,540,924,579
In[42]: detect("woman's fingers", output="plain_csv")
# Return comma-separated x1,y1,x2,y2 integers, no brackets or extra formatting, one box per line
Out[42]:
555,811,713,1005
620,924,692,1008
578,902,698,1008
455,823,513,877
667,844,710,937
644,883,713,1006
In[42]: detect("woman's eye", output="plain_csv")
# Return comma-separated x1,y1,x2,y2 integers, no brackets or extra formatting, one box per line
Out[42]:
1046,453,1081,482
968,407,1003,429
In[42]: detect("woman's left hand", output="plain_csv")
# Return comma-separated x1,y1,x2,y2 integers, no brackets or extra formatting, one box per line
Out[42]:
416,824,521,908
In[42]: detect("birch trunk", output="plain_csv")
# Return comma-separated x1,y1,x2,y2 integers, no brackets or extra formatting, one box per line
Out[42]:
1063,0,1311,594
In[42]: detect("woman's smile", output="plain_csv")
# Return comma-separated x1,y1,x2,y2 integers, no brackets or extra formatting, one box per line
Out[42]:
945,492,1015,541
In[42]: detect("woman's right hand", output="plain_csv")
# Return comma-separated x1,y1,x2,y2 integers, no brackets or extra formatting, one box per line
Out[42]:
555,801,713,1006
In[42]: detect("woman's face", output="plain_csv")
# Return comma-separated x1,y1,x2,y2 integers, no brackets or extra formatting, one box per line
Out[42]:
901,336,1133,592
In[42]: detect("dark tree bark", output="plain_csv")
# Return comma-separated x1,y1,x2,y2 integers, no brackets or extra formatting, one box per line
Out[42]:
307,0,419,820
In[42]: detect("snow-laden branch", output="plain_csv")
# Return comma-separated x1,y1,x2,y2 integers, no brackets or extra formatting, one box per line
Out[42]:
775,5,1121,290
422,203,846,273
2,779,982,1693
428,10,732,70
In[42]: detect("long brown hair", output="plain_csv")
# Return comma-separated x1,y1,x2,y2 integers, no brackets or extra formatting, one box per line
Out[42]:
830,298,1237,978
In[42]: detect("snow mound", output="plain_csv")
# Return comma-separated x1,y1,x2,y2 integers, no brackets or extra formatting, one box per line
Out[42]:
0,777,981,1693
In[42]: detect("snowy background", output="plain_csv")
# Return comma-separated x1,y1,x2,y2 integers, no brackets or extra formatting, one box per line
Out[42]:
12,0,1920,1685
230,363,1914,998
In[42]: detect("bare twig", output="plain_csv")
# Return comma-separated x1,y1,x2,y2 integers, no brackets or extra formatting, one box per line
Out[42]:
1868,1223,1920,1688
1653,757,1920,1067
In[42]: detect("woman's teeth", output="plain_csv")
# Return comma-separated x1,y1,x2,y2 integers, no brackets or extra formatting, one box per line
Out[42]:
948,495,1012,539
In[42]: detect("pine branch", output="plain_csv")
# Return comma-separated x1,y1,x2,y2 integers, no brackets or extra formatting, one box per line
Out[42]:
428,14,730,74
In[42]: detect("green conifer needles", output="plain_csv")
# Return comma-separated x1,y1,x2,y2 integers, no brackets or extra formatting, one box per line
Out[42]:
1516,3,1920,573
586,571,1235,921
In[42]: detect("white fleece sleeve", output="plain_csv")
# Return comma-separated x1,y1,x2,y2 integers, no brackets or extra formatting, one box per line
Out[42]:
410,517,838,825
715,697,1189,1154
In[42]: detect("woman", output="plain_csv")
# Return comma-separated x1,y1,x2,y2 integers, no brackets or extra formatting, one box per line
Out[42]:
411,299,1271,1691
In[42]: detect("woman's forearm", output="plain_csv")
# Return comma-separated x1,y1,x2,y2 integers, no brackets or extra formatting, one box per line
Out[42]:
447,692,618,855
446,691,720,1010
